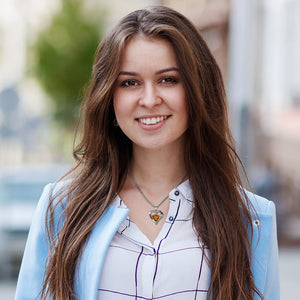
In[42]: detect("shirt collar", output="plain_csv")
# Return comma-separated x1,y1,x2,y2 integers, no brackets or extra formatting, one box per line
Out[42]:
176,179,193,201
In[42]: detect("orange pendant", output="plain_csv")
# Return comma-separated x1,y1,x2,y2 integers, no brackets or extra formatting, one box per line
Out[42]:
149,209,163,224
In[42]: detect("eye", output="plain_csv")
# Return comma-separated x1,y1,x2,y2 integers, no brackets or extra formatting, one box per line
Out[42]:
121,80,138,87
161,77,177,84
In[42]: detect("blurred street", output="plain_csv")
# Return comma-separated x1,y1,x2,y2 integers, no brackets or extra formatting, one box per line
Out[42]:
0,246,299,299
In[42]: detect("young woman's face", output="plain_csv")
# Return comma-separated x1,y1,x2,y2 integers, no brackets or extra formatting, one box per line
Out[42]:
113,36,188,152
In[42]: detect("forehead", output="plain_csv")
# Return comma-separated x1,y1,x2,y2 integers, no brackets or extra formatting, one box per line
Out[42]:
119,35,178,70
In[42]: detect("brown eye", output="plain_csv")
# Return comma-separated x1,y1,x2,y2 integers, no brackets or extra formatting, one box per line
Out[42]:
121,80,138,87
161,77,177,84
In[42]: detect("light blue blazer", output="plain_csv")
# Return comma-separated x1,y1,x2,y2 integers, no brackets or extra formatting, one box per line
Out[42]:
15,183,280,299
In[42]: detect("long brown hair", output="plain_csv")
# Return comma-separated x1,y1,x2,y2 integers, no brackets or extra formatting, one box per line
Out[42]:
42,6,262,299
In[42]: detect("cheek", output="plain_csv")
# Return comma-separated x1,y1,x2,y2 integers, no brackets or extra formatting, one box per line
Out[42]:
113,98,119,117
113,89,138,121
113,95,135,130
113,93,125,118
181,95,188,111
176,92,188,116
178,94,188,129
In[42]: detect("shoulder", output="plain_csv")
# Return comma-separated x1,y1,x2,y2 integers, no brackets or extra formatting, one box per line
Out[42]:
243,190,280,298
32,180,73,230
39,179,72,207
15,179,73,299
243,189,276,217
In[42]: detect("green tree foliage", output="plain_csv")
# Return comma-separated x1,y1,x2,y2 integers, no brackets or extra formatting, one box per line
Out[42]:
33,0,102,127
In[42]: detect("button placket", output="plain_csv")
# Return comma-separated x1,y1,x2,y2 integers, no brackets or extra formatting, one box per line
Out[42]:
167,190,180,223
139,248,157,298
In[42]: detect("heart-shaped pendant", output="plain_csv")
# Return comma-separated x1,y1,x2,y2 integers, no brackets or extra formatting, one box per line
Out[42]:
149,209,164,224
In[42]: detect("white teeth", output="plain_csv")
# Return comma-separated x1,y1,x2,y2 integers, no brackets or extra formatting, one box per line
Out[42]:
139,116,167,125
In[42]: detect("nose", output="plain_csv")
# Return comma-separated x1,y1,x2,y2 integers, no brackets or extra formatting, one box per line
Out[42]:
138,83,162,108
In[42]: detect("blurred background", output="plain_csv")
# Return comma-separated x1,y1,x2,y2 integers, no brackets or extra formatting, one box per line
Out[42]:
0,0,299,298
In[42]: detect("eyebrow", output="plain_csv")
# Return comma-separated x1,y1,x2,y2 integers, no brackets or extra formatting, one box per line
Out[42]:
118,67,179,76
156,67,179,74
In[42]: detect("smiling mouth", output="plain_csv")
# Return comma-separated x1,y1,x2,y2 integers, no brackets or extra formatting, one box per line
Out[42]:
137,116,168,125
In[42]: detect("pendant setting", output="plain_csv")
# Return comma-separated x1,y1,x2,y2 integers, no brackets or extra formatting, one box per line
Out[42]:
149,209,163,224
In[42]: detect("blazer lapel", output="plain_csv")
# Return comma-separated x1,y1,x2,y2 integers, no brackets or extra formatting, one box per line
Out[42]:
74,205,129,300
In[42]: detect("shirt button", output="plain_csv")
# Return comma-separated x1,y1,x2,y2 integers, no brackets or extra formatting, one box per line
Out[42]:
174,190,180,196
169,216,174,222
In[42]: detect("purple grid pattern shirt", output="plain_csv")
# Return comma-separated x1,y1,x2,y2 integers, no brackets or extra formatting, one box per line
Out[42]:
98,180,210,299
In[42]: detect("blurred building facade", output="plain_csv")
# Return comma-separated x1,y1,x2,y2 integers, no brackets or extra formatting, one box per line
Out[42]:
0,0,61,166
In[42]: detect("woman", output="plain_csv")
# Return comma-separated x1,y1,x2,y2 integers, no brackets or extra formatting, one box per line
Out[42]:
15,6,279,300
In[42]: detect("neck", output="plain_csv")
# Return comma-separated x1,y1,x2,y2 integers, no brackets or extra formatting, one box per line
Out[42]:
130,144,186,188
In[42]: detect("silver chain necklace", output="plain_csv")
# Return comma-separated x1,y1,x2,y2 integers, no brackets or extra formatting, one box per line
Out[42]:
128,169,186,224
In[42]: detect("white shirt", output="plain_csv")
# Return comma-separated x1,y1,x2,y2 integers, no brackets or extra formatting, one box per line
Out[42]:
98,180,210,299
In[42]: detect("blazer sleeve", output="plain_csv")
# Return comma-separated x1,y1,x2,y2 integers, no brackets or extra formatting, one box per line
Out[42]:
261,201,280,299
250,195,280,300
14,183,54,300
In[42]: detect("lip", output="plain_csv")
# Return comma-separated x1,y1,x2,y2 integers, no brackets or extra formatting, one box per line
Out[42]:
135,115,170,131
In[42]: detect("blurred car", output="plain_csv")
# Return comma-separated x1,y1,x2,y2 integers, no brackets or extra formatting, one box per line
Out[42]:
0,164,71,279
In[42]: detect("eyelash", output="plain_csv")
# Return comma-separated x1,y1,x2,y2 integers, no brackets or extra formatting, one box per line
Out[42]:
120,80,138,87
120,76,178,87
161,77,177,84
